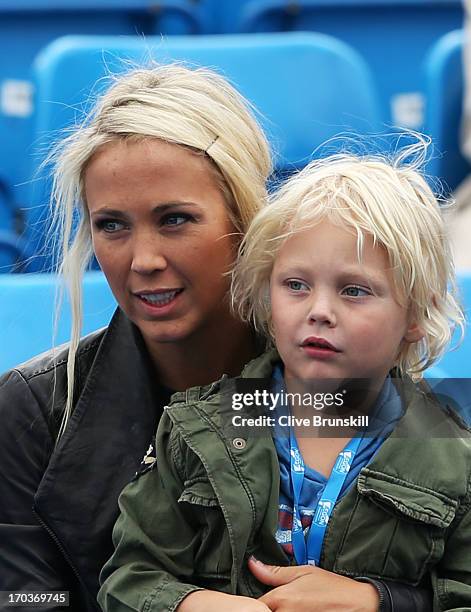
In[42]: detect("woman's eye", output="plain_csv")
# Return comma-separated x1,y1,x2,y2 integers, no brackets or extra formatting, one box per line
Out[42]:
342,285,371,297
161,213,192,227
96,219,126,233
286,280,309,292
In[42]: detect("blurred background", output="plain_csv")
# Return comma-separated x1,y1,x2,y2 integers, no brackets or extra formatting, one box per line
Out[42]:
0,0,469,381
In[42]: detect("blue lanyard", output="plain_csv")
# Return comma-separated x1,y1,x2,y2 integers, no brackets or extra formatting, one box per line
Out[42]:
289,427,362,566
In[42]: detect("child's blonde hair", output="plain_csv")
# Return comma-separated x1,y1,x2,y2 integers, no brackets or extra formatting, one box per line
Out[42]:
232,141,464,378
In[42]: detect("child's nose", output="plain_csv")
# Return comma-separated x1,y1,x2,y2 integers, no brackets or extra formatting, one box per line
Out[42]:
307,292,336,327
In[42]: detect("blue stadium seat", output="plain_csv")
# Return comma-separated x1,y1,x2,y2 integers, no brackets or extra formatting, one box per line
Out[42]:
0,229,35,273
431,273,471,378
0,0,208,271
423,273,471,422
234,0,463,132
0,270,116,374
423,29,471,191
23,31,383,272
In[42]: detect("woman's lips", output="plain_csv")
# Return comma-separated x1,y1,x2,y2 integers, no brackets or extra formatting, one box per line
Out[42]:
134,289,184,316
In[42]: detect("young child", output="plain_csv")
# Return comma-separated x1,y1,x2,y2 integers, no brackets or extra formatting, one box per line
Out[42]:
98,146,470,612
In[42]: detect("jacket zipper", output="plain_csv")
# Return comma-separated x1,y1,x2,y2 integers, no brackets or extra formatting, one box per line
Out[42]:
32,506,99,610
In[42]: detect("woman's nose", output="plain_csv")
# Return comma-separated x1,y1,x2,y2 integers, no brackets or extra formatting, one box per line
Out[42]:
307,291,336,327
130,234,167,275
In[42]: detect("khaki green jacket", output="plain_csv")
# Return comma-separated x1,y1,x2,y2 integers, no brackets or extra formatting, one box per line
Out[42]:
99,351,471,612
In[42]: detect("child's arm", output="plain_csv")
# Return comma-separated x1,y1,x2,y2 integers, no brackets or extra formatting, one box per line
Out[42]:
97,412,263,612
178,590,270,611
97,420,204,611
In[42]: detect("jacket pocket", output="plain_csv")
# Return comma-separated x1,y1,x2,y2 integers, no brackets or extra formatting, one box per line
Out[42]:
178,478,220,507
178,477,233,585
332,468,457,585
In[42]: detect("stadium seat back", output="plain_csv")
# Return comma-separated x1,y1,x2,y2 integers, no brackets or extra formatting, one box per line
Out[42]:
424,29,471,191
426,273,471,379
0,1,207,271
425,273,471,422
236,0,463,132
24,31,383,271
0,270,116,374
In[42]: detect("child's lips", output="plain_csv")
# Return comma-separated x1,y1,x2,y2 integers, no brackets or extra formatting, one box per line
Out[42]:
301,336,341,352
300,337,341,360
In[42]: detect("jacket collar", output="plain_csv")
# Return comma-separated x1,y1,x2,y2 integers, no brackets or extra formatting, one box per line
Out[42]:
168,348,280,406
34,308,160,605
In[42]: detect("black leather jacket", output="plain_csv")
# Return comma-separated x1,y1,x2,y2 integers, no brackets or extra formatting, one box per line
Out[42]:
0,309,163,611
0,308,431,611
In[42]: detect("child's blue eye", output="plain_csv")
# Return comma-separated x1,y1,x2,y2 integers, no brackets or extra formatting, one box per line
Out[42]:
342,285,371,297
287,280,309,292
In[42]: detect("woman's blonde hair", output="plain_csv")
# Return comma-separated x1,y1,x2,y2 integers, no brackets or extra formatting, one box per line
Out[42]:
49,62,272,437
232,139,464,378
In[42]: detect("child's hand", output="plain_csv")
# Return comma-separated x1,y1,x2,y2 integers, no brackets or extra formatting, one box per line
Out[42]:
177,589,271,612
248,557,379,612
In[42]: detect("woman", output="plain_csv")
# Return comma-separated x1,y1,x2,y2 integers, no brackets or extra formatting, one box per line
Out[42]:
0,63,429,612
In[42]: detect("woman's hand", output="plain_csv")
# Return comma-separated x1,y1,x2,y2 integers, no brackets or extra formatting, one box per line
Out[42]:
248,557,379,612
178,589,271,612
